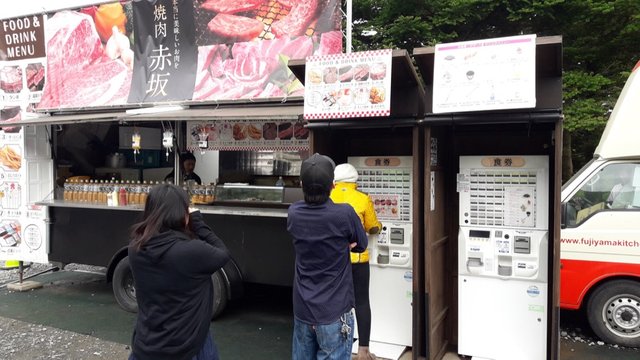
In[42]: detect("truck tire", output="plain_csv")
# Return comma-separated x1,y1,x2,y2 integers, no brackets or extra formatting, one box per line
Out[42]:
112,256,138,313
211,270,228,320
587,280,640,347
112,256,229,318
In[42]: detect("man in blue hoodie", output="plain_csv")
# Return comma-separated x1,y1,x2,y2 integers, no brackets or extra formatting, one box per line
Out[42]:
287,153,368,360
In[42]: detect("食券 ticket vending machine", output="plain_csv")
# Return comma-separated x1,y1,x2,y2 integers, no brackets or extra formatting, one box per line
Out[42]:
349,156,413,356
457,155,549,360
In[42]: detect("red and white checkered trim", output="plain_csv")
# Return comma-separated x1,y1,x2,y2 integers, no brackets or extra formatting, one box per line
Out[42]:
306,49,392,62
304,109,391,120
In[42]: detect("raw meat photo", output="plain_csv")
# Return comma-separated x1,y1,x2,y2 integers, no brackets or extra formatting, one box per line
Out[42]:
353,64,369,81
192,0,342,101
293,122,308,139
37,2,134,109
194,0,338,45
263,122,277,140
0,107,22,134
339,65,353,82
370,62,387,80
26,63,46,91
323,66,338,83
0,66,23,93
277,122,293,140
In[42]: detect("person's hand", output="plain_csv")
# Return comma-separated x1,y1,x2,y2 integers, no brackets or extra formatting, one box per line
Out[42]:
349,242,357,249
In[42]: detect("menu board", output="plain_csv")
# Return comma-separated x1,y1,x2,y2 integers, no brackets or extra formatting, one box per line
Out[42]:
0,15,50,263
304,49,393,120
0,14,47,131
0,126,49,263
186,119,309,151
433,34,536,113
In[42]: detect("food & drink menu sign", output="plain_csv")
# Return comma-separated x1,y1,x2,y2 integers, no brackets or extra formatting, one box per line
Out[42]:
0,14,47,131
303,49,393,120
432,34,536,113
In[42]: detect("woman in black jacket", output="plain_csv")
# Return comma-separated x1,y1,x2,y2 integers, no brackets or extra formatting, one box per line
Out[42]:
128,184,230,360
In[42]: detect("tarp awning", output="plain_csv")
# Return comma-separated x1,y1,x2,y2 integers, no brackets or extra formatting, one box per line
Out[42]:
126,105,303,122
2,111,126,127
2,105,304,127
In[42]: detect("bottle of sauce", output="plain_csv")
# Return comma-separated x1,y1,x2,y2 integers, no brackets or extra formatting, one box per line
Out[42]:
119,182,128,206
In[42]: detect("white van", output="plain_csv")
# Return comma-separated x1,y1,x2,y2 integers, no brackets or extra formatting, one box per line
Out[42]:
561,60,640,347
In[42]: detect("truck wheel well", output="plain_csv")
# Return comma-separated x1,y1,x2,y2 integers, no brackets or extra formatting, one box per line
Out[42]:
105,248,244,302
106,247,129,283
583,275,640,308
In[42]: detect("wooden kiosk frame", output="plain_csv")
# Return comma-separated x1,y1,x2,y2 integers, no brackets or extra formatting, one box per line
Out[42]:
290,36,562,360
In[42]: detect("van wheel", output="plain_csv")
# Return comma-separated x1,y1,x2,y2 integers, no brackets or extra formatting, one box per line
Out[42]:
113,256,138,313
587,280,640,347
211,270,228,320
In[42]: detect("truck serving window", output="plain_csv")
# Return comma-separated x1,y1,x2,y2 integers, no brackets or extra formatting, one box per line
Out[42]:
566,162,640,227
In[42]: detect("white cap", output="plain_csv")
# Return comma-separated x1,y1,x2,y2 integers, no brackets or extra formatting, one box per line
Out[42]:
334,163,359,183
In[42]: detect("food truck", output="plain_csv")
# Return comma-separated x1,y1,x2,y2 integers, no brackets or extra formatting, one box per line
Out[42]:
0,0,343,317
559,59,640,347
2,2,564,358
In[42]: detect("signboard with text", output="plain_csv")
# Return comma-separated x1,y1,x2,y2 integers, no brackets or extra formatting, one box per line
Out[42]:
303,49,393,120
0,120,49,263
128,0,197,103
0,1,343,111
1,14,47,129
433,34,536,113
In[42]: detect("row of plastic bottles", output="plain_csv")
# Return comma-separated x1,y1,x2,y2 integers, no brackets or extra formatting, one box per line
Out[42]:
62,179,216,206
62,179,154,206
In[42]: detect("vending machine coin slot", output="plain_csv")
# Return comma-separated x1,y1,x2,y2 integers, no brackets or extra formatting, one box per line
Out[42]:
514,236,531,254
389,228,404,244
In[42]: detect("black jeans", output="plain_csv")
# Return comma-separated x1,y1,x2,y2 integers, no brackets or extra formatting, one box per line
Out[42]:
352,262,372,347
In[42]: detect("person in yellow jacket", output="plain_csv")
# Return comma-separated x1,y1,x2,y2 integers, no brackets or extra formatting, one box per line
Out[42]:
330,163,381,360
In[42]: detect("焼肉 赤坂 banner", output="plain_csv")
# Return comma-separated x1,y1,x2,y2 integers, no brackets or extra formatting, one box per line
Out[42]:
1,0,342,110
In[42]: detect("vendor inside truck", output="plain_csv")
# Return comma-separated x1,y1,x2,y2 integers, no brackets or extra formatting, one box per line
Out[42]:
164,152,202,185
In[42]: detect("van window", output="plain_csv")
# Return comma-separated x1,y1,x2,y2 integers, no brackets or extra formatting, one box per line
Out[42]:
565,163,640,227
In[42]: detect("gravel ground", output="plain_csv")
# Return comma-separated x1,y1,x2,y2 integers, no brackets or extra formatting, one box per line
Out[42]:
0,261,131,360
0,317,131,359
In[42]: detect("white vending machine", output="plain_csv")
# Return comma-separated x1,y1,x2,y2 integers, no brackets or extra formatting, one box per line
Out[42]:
457,155,549,360
349,156,413,355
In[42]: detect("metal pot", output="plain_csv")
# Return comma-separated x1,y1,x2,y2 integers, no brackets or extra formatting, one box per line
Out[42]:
106,153,127,168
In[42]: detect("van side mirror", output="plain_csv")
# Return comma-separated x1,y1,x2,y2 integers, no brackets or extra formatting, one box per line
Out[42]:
560,202,567,229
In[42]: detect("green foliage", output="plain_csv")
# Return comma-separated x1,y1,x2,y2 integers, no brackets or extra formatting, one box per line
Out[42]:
562,70,612,133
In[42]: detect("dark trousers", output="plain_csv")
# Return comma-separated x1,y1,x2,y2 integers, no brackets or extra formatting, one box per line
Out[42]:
129,330,219,360
352,262,372,347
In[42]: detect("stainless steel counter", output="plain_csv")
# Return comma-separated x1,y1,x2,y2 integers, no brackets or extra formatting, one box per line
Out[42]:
35,200,289,218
